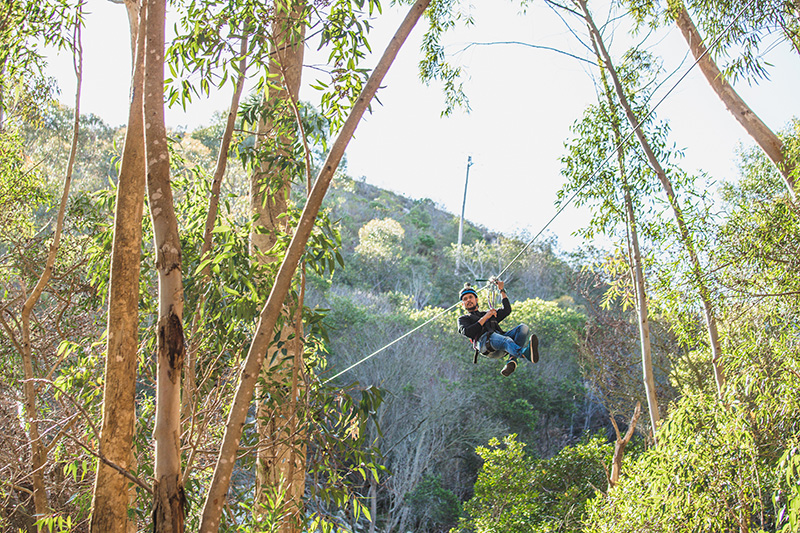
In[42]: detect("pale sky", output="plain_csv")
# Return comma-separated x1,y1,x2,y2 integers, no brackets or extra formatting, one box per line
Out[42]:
48,0,800,252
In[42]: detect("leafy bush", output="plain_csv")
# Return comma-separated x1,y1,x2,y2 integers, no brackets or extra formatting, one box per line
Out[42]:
455,433,613,533
583,393,761,533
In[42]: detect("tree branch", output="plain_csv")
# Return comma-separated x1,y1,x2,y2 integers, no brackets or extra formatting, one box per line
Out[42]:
27,378,153,494
456,41,597,66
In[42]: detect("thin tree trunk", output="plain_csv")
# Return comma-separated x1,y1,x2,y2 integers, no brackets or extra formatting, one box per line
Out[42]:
282,89,316,494
578,0,726,397
143,0,186,530
609,402,641,486
198,2,432,529
250,3,307,528
18,11,83,523
19,313,49,522
182,31,250,427
595,57,660,437
90,2,146,531
670,0,796,200
623,186,659,437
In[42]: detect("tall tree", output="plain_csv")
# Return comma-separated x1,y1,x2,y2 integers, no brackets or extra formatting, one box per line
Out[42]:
574,0,726,397
248,1,308,528
143,0,187,529
89,1,147,530
166,0,387,526
198,1,432,529
595,48,660,438
167,0,262,491
622,175,659,436
559,40,663,436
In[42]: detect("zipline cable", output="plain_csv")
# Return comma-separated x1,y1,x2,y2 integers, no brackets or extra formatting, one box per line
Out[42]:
324,3,752,384
324,300,465,383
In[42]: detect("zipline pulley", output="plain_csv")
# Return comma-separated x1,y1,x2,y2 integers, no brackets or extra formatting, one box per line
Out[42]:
476,276,502,309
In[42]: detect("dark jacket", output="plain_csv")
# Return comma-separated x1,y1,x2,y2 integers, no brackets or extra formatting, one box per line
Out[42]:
457,297,511,343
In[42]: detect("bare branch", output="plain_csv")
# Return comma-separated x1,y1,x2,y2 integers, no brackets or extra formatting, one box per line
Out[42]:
455,41,598,66
28,378,153,494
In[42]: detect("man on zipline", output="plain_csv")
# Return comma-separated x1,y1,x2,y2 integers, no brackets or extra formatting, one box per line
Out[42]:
457,280,539,376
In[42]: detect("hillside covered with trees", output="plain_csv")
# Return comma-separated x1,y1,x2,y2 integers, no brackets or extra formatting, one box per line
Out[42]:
1,0,799,532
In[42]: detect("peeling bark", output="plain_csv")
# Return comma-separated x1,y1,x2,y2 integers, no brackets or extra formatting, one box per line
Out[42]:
143,0,186,530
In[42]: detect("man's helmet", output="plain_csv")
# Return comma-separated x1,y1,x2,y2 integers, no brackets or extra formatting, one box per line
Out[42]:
459,283,478,300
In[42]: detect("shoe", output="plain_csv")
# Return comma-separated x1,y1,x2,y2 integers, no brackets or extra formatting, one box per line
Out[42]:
501,359,517,377
523,335,539,363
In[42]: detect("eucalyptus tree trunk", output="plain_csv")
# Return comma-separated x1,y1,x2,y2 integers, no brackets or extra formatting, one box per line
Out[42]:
90,2,146,531
622,184,660,436
17,11,83,521
198,2,432,529
248,2,308,529
578,0,726,397
19,314,49,521
143,0,186,530
668,0,796,200
596,57,660,437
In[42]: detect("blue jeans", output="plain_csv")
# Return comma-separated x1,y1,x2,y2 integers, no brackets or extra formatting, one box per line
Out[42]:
487,324,530,360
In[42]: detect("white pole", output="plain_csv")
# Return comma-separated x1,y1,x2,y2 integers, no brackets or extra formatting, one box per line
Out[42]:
456,155,473,273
